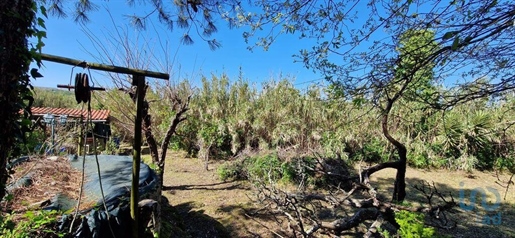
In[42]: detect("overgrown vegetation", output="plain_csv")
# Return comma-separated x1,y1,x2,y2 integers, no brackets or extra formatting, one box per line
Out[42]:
0,210,64,238
30,71,515,236
165,75,515,174
32,73,515,174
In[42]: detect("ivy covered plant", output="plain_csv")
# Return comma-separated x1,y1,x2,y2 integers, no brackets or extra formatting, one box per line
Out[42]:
0,0,46,202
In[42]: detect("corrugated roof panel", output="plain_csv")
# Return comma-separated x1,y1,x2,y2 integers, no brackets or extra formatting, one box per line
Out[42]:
31,107,110,121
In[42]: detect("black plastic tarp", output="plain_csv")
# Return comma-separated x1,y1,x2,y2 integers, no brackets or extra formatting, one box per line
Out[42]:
59,155,157,238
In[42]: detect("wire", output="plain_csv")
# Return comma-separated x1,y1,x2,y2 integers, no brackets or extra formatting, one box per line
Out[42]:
69,104,86,234
68,72,116,238
86,70,116,238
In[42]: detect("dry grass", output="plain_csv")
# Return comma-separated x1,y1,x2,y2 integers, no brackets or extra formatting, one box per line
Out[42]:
161,152,269,237
1,156,95,214
162,152,515,238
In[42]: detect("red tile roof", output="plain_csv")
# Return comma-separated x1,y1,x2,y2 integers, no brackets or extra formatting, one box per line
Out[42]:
31,107,110,121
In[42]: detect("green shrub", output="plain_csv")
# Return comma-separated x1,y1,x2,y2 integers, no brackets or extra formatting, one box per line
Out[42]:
353,138,390,164
280,157,317,185
217,162,245,181
394,210,435,238
103,139,118,155
218,154,352,189
245,154,283,182
495,156,515,174
1,210,64,238
320,131,347,158
16,129,46,155
409,152,430,168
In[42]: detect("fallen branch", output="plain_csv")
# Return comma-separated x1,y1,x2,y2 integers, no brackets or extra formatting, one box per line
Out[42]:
364,214,384,238
321,208,380,235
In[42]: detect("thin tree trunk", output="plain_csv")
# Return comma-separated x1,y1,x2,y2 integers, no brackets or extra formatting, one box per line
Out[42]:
0,0,34,200
382,99,407,202
142,93,189,237
204,144,211,171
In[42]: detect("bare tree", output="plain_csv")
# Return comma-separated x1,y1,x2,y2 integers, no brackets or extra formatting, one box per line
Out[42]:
81,19,193,236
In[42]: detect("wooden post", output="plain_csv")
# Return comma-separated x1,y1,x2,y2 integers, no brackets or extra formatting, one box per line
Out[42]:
38,53,169,238
131,75,145,238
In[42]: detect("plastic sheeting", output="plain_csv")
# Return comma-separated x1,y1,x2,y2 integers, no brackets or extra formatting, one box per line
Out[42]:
58,155,158,238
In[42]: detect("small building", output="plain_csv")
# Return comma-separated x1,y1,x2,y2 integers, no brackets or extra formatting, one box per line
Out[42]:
31,107,111,154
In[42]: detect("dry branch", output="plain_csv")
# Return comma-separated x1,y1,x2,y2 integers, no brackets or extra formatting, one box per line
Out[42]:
253,170,458,237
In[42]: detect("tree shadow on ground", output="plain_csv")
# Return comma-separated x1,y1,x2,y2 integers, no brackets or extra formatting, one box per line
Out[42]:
161,196,231,238
372,176,515,238
214,203,292,238
162,181,246,193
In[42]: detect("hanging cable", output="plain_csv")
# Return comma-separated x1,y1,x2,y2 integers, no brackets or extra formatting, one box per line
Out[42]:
68,65,77,92
69,104,86,234
69,69,116,238
86,68,116,238
86,100,116,238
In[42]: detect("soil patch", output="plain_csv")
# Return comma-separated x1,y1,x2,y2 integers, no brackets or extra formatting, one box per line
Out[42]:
161,153,284,237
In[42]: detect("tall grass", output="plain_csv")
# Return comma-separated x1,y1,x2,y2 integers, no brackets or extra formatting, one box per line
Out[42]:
172,74,515,172
33,74,515,172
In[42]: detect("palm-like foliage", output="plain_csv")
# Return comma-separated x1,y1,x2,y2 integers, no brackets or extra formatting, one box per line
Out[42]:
34,72,515,174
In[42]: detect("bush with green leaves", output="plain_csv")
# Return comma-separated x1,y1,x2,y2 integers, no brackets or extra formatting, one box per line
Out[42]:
0,210,64,238
244,154,284,182
217,154,353,189
217,161,246,181
14,128,46,155
102,138,118,155
353,137,391,164
217,154,305,184
389,210,436,238
216,155,280,182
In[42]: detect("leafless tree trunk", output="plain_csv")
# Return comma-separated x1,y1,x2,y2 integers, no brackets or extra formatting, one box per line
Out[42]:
141,85,190,235
382,98,408,202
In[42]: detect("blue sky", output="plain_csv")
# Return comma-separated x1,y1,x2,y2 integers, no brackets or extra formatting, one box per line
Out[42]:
29,1,492,92
31,1,325,90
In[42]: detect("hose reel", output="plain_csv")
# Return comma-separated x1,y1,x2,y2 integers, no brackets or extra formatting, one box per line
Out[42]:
74,73,91,104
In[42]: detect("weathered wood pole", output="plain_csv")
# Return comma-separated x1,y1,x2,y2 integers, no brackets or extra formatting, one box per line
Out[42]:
40,53,169,79
131,75,145,238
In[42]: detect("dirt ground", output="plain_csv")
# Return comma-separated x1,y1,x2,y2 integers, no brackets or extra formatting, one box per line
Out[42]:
162,152,515,238
3,153,514,237
161,153,273,238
